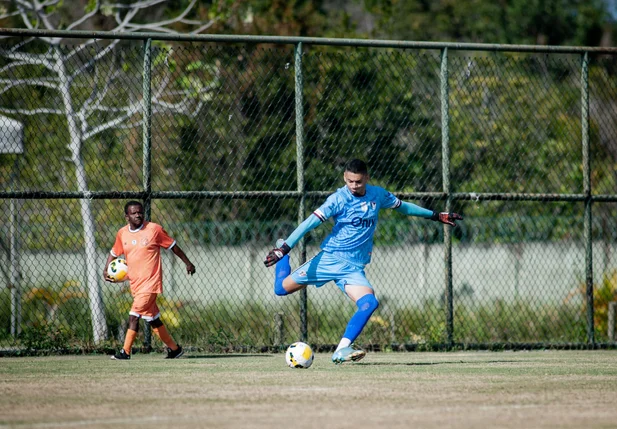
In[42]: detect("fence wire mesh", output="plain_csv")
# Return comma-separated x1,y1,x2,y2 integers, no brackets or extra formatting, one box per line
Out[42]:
0,36,616,354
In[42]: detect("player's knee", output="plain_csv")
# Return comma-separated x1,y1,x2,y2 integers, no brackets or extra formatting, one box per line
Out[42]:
148,318,163,328
278,277,303,295
358,294,379,313
127,315,140,331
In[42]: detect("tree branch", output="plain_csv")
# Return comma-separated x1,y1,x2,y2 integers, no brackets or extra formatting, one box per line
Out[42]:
0,49,54,69
6,36,37,53
112,6,140,32
81,67,123,117
32,0,56,32
82,102,142,140
0,107,63,115
106,0,168,10
0,58,39,74
69,39,120,82
0,9,22,21
66,0,100,31
0,77,58,91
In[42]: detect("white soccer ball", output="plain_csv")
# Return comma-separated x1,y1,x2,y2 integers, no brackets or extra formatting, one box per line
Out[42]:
107,258,128,282
285,342,314,369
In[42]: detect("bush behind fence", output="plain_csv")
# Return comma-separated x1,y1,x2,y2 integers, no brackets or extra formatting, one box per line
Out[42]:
0,32,616,353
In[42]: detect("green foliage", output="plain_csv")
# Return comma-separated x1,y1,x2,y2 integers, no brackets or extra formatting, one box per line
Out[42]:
20,324,71,353
2,40,616,248
0,288,11,340
20,280,93,341
0,286,592,352
1,1,617,353
569,270,617,340
360,0,610,46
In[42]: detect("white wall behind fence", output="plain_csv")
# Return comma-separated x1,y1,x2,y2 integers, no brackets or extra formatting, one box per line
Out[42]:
2,242,614,309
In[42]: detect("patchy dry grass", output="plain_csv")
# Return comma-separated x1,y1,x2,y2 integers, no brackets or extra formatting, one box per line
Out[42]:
1,350,617,428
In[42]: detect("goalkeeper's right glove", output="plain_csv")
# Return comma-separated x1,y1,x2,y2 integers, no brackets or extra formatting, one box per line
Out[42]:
264,242,291,267
431,211,463,227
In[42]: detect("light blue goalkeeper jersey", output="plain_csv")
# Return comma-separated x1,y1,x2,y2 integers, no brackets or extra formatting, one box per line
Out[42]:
313,184,401,267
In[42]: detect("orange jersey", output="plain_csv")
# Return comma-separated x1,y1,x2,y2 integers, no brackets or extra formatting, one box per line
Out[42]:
111,222,175,294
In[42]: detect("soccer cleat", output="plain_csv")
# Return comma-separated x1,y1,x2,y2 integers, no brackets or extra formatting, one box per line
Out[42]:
331,346,366,364
165,345,184,359
111,349,131,360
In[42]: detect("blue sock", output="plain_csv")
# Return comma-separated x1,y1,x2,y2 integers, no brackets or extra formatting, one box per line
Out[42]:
342,294,379,343
274,255,291,296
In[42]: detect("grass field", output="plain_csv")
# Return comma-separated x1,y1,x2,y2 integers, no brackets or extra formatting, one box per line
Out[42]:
2,350,617,429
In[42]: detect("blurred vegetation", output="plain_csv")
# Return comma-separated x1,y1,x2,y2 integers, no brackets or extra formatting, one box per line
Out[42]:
0,1,616,352
0,290,594,352
0,1,615,250
360,0,611,46
566,270,617,337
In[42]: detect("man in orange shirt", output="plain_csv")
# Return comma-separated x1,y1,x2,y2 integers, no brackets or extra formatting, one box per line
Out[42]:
104,201,196,360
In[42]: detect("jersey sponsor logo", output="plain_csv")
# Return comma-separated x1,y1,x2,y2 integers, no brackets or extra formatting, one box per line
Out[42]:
351,217,375,228
297,270,307,277
131,239,137,245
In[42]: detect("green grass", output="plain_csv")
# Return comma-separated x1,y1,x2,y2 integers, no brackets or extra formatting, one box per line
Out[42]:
2,350,617,428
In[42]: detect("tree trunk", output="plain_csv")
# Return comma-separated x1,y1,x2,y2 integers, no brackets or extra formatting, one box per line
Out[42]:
54,47,108,343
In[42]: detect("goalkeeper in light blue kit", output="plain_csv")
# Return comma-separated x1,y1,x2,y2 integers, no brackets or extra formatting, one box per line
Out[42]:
264,159,463,364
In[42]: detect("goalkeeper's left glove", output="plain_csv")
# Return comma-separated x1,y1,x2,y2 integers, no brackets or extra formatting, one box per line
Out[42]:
431,211,463,227
264,242,291,267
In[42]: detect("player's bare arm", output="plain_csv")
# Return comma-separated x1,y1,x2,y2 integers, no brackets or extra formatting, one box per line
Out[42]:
172,245,196,275
103,253,116,282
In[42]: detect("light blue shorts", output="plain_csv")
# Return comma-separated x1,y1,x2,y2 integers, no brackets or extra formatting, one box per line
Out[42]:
289,251,373,293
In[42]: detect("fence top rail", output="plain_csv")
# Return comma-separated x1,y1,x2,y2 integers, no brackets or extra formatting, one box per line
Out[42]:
2,28,617,54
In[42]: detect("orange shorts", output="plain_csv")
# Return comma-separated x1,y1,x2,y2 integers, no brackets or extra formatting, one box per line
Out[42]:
130,292,160,322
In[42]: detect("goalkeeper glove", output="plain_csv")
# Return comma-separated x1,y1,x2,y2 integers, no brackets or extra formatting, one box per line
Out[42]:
431,211,463,227
264,242,291,267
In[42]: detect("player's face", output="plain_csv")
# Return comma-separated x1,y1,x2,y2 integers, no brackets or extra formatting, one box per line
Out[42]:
344,171,369,197
125,205,144,229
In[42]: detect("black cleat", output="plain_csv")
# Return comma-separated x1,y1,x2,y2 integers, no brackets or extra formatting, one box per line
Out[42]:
165,345,184,359
111,349,131,360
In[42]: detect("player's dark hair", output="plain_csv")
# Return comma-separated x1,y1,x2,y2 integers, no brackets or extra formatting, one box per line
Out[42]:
345,159,368,175
124,200,143,215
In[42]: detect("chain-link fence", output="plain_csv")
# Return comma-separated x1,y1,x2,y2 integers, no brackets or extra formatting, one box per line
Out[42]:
0,31,616,354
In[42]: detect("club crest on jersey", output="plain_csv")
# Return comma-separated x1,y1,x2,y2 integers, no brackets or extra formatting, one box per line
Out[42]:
360,201,376,212
141,238,149,246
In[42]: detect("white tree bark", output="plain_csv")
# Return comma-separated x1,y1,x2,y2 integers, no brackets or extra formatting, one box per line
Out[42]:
0,0,227,343
54,45,109,342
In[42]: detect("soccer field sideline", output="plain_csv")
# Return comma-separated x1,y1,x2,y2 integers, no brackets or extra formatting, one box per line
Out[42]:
1,350,617,429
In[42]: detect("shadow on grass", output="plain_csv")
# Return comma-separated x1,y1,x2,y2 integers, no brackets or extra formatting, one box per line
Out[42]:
186,354,275,359
357,360,521,366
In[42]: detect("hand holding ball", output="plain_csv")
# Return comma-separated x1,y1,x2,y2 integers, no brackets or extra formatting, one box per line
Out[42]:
107,258,128,282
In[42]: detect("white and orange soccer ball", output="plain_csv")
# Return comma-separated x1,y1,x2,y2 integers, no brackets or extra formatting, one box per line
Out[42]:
285,342,314,369
107,258,128,282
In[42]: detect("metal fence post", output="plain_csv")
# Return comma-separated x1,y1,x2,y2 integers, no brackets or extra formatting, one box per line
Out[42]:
295,42,308,343
581,52,594,345
10,156,22,338
441,48,454,348
608,302,616,342
142,38,153,352
274,312,285,348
